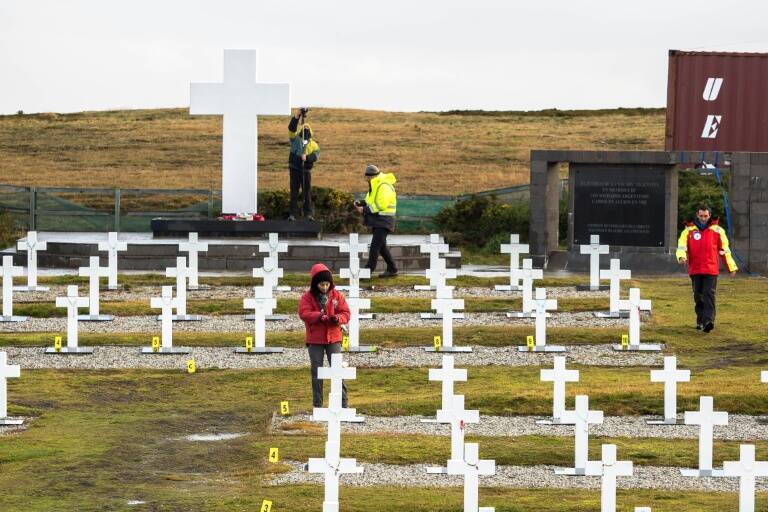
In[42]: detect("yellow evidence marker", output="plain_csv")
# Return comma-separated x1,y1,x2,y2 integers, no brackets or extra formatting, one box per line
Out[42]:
526,335,535,351
269,447,279,463
54,336,62,352
260,499,273,512
341,335,349,352
280,401,290,416
433,335,441,351
245,336,254,353
186,359,196,374
621,334,629,350
151,336,160,353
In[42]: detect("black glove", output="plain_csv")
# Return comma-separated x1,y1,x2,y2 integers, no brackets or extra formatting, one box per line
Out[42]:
331,315,340,325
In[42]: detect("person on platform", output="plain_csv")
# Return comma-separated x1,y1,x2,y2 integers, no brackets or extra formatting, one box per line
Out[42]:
298,263,351,407
288,108,320,221
676,204,738,333
354,164,398,278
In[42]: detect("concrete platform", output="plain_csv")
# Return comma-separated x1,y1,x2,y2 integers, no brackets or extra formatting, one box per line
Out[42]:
3,232,461,273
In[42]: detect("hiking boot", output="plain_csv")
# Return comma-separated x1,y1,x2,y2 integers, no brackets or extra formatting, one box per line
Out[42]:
378,270,398,278
703,321,714,333
696,323,703,330
287,215,296,222
306,215,315,221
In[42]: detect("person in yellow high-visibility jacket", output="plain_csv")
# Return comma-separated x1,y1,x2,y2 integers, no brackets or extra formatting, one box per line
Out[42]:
354,164,398,278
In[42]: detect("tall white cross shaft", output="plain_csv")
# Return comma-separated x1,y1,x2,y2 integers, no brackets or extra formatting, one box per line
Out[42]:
429,355,467,412
587,444,632,512
518,259,543,313
500,234,528,289
561,395,604,470
78,256,109,316
243,286,276,348
0,352,20,418
179,233,208,288
151,286,177,349
17,231,46,288
420,234,450,287
190,50,290,214
685,396,728,472
619,288,651,347
1,256,23,317
432,289,463,348
541,357,579,420
722,445,768,512
437,394,480,462
346,296,370,349
650,356,690,421
97,232,127,289
166,257,189,316
533,288,557,347
446,443,495,512
600,259,631,313
56,285,88,348
580,234,609,289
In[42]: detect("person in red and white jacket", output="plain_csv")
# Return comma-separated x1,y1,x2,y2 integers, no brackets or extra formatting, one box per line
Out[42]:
298,263,351,407
676,204,738,333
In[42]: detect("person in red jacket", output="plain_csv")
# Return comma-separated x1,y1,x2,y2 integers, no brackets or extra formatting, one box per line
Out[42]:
676,204,738,333
298,263,351,407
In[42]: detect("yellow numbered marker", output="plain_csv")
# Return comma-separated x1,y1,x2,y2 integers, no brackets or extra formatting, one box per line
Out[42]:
280,401,290,416
341,336,350,352
245,336,254,353
151,336,160,353
433,336,441,351
621,334,629,350
526,335,535,351
187,359,196,374
260,500,273,512
54,336,62,352
269,447,279,463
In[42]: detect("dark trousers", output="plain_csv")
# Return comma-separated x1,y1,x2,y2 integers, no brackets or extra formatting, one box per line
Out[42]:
289,167,312,217
365,227,397,273
307,342,347,408
690,274,718,325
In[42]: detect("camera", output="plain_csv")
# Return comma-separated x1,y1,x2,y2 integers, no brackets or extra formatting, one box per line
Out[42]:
353,200,362,207
300,107,310,115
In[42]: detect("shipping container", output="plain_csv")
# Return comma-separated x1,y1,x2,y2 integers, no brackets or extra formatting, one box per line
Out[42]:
665,50,768,152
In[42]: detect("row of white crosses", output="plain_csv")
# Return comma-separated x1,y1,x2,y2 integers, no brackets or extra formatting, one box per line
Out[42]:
579,234,610,291
495,234,529,292
307,353,364,512
339,233,375,352
506,259,542,318
425,355,495,511
518,287,564,352
249,233,289,322
425,286,469,353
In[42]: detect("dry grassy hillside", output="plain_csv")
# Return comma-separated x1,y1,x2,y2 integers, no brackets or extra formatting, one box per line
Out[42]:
0,107,665,196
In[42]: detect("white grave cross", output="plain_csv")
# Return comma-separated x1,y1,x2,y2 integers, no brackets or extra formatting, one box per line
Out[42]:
649,356,690,424
150,286,180,350
507,259,543,318
617,288,654,350
557,394,604,474
345,296,372,352
496,234,529,291
682,396,729,476
429,355,468,412
584,444,633,512
532,287,558,350
0,256,24,321
580,234,609,290
599,258,631,315
0,352,21,422
16,231,47,290
190,49,290,214
446,442,496,512
417,234,450,290
307,447,363,512
540,356,579,422
436,395,480,464
722,444,768,512
166,256,196,320
243,286,278,351
97,232,127,290
56,285,89,350
78,256,111,319
425,258,457,291
253,256,284,293
429,286,466,351
178,233,208,289
339,233,371,296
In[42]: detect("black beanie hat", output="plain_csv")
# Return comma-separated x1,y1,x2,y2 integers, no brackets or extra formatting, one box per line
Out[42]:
311,270,333,291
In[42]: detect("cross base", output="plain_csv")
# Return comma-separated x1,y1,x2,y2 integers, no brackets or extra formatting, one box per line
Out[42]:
45,346,94,355
756,416,768,425
426,466,447,474
593,311,630,319
535,417,568,425
495,284,522,292
424,346,472,353
680,468,725,477
0,417,24,426
275,286,291,292
358,313,375,320
0,316,28,322
518,345,566,353
156,314,203,322
245,314,289,321
419,418,439,424
414,285,438,291
646,417,685,425
612,343,663,352
506,311,535,318
308,414,365,423
234,347,284,354
554,467,589,476
576,285,610,291
188,285,212,291
140,346,192,354
344,345,378,353
78,314,115,322
420,312,465,320
13,285,50,292
106,285,121,291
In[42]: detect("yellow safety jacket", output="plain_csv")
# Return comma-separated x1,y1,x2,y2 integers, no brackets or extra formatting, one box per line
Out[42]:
365,172,397,216
676,219,737,275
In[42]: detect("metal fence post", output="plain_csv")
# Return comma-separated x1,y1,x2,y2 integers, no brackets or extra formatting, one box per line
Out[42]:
208,190,213,218
29,187,36,231
114,188,121,232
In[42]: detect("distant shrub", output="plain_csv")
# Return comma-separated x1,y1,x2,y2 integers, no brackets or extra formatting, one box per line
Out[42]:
678,171,728,231
0,212,22,249
435,195,530,248
258,187,363,234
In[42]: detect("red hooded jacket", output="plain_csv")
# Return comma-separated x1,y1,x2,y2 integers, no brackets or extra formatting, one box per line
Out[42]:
298,263,351,344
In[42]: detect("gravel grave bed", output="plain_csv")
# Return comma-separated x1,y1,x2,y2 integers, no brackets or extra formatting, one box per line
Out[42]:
273,413,768,441
12,286,608,303
2,345,661,370
269,461,757,492
0,311,632,334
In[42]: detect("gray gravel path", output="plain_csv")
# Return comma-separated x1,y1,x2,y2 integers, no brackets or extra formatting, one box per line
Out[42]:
269,461,762,492
2,344,661,370
273,413,768,441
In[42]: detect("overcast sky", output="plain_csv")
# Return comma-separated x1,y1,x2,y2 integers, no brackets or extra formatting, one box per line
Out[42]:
1,0,767,114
